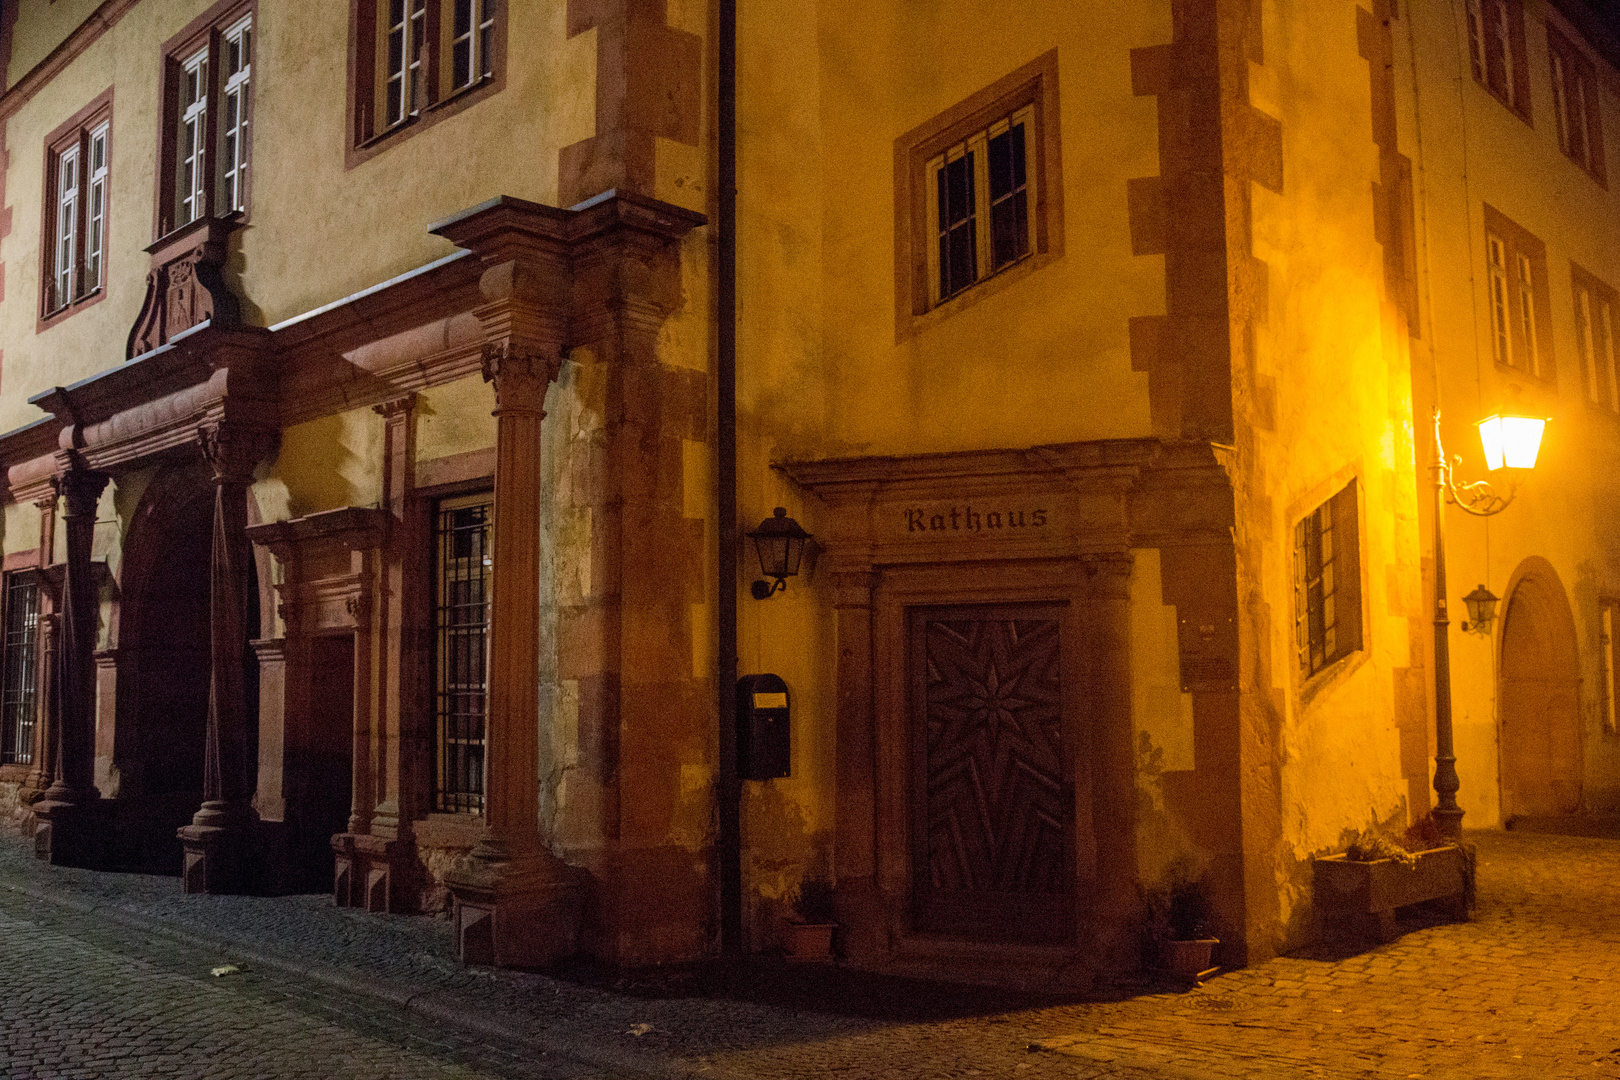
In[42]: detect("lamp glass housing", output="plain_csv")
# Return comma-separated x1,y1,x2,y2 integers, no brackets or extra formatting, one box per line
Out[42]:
748,507,810,581
1477,414,1546,471
1462,584,1499,631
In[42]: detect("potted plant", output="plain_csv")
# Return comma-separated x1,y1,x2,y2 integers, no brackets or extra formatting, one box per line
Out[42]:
1143,865,1219,982
783,880,837,962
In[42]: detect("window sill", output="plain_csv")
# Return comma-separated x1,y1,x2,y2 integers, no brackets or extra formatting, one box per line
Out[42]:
37,285,105,334
1298,647,1369,710
1561,151,1608,190
428,73,495,113
348,72,503,170
1494,360,1557,387
898,249,1055,343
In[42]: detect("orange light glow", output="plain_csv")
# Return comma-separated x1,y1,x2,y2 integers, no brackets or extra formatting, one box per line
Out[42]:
1476,414,1547,471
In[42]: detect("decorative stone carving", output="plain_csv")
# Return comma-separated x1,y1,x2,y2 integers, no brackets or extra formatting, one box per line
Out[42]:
481,344,562,412
127,217,243,359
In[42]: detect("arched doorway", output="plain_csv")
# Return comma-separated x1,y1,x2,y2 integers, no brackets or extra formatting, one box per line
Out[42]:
115,466,261,871
1498,559,1583,820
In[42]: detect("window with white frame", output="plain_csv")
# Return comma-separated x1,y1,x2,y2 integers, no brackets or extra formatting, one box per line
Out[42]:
1573,266,1619,413
41,93,112,320
350,0,506,157
1483,206,1555,382
160,6,253,237
1465,0,1529,118
221,16,252,215
1548,25,1605,183
926,106,1037,306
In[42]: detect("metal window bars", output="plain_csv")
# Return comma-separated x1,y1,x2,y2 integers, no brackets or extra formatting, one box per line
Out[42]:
433,496,492,813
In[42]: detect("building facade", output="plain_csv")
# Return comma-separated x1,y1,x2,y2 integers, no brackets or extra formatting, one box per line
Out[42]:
0,0,1615,980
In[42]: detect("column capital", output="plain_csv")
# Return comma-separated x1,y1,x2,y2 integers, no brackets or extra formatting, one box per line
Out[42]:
481,343,562,413
198,422,278,484
373,393,419,421
51,464,108,520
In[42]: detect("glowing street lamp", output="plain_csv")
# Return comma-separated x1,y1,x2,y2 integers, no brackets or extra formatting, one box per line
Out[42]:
1429,409,1546,839
1476,414,1547,472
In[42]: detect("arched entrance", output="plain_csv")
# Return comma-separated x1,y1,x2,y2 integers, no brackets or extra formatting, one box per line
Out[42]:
115,466,261,871
1498,558,1583,820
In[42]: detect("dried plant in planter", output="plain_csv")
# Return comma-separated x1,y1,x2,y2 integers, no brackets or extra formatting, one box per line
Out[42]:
1345,831,1418,868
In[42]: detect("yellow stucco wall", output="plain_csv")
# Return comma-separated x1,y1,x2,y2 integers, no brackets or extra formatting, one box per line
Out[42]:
1400,0,1620,825
5,0,104,90
0,0,597,434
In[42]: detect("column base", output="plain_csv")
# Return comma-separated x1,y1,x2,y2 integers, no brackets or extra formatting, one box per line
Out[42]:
177,806,256,894
31,796,107,869
444,848,583,969
333,833,416,912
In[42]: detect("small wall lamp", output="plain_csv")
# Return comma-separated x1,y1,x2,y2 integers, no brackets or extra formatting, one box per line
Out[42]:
1461,584,1500,635
747,507,811,600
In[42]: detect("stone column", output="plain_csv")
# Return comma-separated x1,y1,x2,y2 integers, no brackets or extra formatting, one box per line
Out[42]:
831,569,883,959
1083,551,1139,974
178,425,266,894
444,344,580,967
33,466,108,867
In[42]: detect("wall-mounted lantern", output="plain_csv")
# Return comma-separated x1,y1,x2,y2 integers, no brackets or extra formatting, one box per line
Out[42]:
747,507,811,600
1476,414,1547,471
1460,584,1500,635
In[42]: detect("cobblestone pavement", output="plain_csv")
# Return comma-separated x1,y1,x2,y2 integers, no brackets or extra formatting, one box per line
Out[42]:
1,828,1617,1078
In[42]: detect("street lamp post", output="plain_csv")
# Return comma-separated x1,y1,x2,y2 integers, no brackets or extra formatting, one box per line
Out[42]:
1429,408,1545,839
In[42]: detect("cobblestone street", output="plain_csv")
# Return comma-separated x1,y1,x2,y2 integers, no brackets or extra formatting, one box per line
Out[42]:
1,828,1617,1078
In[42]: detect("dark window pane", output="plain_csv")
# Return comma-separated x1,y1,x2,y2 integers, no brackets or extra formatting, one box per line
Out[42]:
1010,122,1026,189
946,154,972,224
989,129,1012,201
946,219,976,296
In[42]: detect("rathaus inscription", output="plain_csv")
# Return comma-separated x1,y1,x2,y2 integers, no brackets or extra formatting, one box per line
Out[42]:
903,505,1049,533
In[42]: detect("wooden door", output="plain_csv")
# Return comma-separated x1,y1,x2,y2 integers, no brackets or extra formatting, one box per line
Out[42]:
909,603,1074,944
1499,573,1582,817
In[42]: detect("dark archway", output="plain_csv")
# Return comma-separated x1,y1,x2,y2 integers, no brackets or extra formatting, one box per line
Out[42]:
1498,558,1583,820
113,464,262,871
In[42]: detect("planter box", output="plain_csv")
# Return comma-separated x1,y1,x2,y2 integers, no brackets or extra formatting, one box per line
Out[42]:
784,921,836,962
1314,845,1471,943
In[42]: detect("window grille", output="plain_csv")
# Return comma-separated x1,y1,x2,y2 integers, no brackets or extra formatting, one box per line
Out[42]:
221,16,253,214
0,577,41,767
178,48,209,227
926,105,1036,306
1294,481,1363,679
86,124,108,291
433,494,492,813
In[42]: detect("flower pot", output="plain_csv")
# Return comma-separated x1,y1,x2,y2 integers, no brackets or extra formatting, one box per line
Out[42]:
1161,937,1219,980
784,921,836,962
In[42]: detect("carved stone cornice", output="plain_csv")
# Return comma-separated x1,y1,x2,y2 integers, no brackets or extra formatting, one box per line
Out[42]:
127,216,244,360
245,506,389,563
481,344,562,414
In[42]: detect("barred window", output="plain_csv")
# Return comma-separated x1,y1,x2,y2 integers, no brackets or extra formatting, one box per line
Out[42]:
1,576,41,767
926,106,1036,306
433,493,491,813
1294,481,1363,679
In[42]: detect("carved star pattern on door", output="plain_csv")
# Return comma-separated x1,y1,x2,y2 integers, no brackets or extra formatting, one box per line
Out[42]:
922,615,1065,895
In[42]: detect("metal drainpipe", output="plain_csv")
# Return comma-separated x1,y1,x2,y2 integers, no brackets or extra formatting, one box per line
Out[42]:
717,0,743,956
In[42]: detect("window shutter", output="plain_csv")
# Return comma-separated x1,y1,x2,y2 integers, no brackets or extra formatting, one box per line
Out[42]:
1331,480,1363,660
